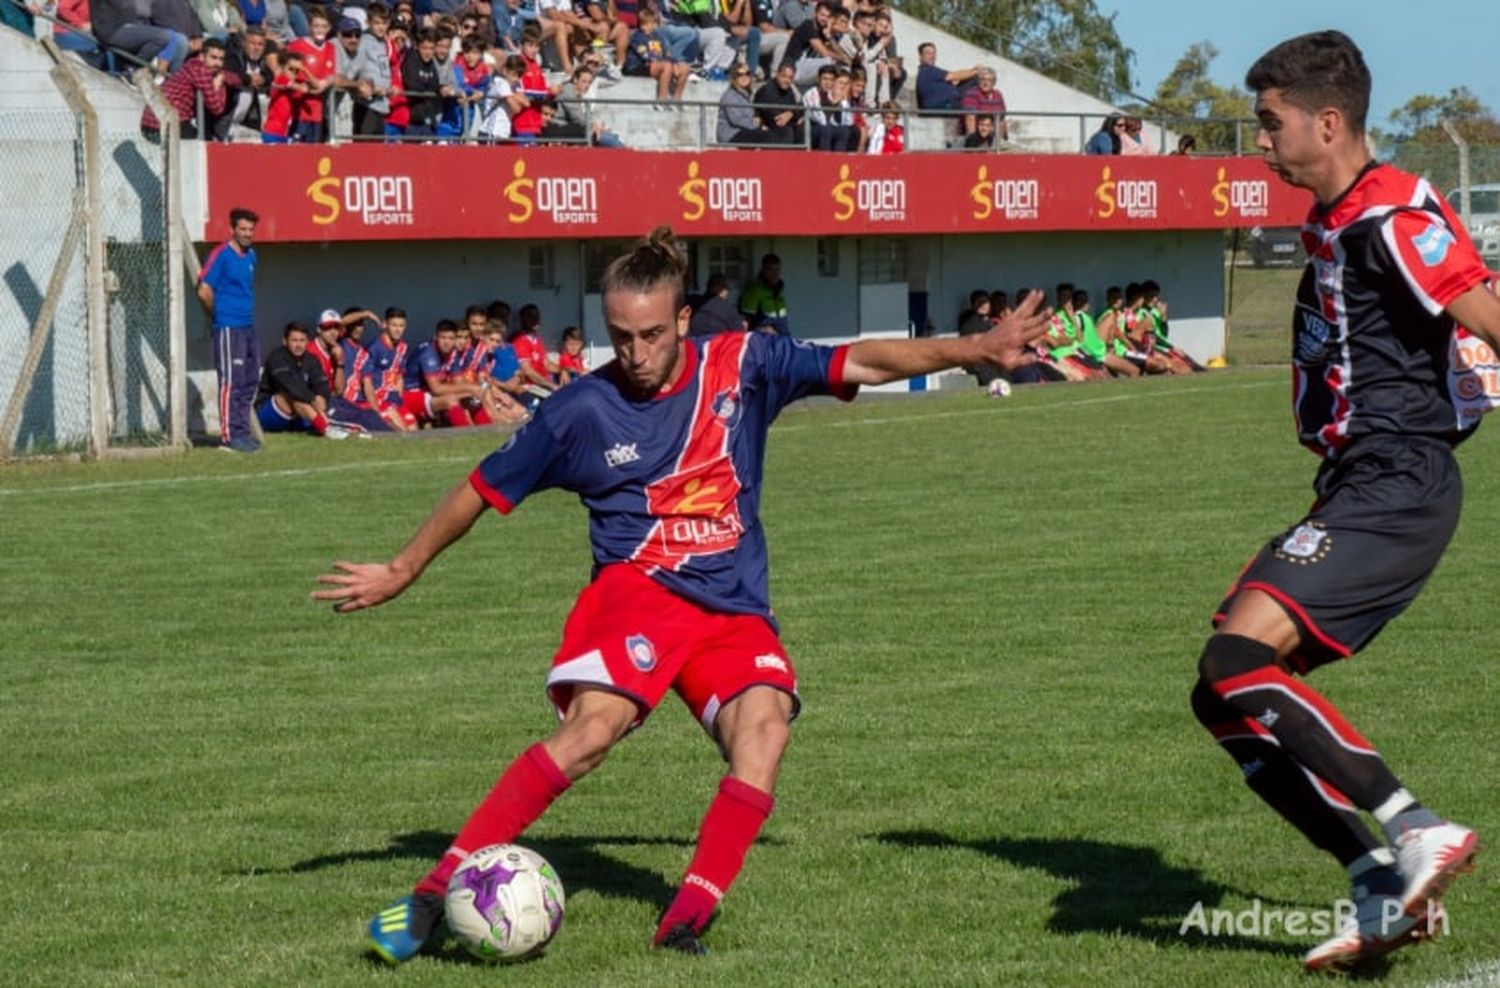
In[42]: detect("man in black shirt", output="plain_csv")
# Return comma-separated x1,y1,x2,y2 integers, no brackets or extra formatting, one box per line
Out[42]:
401,28,453,138
752,60,801,145
256,322,348,439
218,26,276,139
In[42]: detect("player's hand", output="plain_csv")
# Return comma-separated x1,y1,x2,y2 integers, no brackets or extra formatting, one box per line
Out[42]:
976,290,1052,372
313,560,412,613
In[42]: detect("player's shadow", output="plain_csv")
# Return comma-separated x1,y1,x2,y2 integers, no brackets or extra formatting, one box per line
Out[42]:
258,829,778,912
874,830,1303,958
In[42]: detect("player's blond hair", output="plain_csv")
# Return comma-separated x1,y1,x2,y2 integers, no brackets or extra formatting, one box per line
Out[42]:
599,225,688,311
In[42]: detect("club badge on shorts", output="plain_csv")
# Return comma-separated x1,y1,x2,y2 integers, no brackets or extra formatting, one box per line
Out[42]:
1275,522,1332,565
625,633,657,672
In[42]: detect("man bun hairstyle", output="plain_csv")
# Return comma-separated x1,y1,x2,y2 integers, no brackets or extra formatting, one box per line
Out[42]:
600,225,688,312
1245,30,1370,132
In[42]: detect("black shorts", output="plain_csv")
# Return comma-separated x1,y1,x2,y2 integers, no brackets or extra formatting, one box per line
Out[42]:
1214,434,1462,673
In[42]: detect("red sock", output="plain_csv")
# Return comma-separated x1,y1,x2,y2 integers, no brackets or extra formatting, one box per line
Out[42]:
654,777,774,943
310,412,328,435
414,744,571,897
445,406,474,428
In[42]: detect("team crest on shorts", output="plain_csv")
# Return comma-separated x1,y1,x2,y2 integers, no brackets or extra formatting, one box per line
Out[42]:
1275,523,1332,564
625,634,657,672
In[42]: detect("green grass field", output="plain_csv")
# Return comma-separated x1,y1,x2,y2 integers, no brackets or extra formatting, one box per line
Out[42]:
3,370,1498,987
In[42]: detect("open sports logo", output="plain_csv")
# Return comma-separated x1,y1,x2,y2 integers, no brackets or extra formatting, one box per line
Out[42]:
1212,167,1270,219
831,164,906,223
970,166,1039,221
503,159,599,225
679,161,764,223
1094,166,1157,220
306,156,414,226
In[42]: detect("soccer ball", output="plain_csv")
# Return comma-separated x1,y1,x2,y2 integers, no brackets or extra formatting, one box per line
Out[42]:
445,844,565,962
986,378,1012,398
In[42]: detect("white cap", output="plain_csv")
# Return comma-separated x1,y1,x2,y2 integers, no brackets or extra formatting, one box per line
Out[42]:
318,308,342,327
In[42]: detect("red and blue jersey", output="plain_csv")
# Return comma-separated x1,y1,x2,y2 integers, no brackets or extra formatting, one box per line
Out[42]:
362,334,407,405
403,341,448,392
339,337,368,403
470,332,856,621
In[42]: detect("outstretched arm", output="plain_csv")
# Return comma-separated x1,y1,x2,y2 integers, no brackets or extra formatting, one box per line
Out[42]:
841,290,1052,386
1446,283,1500,349
312,478,487,613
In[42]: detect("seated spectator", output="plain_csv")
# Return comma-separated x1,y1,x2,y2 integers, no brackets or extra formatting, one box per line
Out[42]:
236,0,294,43
401,28,453,138
1139,279,1203,372
141,38,230,139
1083,113,1121,155
771,0,810,30
623,8,688,108
490,0,525,53
325,307,397,429
867,8,902,102
260,48,310,142
689,274,747,336
780,0,841,87
402,319,492,427
360,307,418,430
150,0,207,55
1119,115,1150,155
664,0,738,81
957,289,1000,387
988,289,1009,318
1174,133,1197,155
255,322,350,439
752,59,802,144
92,0,190,74
555,325,588,383
534,0,585,73
350,4,396,136
578,0,630,79
960,65,1005,139
510,304,557,392
552,63,625,146
864,99,902,154
1099,286,1169,375
802,63,855,151
190,0,244,38
287,6,339,142
42,0,103,67
480,318,533,413
475,53,523,140
961,113,995,149
717,63,774,144
1072,289,1139,378
739,252,789,335
914,41,976,112
746,0,788,78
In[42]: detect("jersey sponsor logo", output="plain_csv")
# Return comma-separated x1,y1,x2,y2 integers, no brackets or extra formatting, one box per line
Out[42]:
753,653,788,673
306,156,415,227
503,159,599,225
1211,167,1270,219
604,442,641,467
1275,522,1331,564
1447,329,1500,424
1411,222,1456,267
832,163,906,222
969,166,1039,221
679,161,764,223
1094,166,1157,220
625,633,657,672
1294,305,1335,366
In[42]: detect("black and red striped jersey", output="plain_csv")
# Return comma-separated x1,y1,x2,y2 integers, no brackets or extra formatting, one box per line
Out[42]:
1292,162,1493,459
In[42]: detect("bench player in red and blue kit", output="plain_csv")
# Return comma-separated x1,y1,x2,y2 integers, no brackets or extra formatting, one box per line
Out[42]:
1191,31,1500,973
315,226,1053,962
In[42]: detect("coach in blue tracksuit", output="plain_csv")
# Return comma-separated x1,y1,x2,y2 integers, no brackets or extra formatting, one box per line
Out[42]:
198,208,261,452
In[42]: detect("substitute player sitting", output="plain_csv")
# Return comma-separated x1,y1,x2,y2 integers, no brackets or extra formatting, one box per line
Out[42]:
254,322,348,439
315,225,1052,962
1191,30,1499,973
402,319,491,428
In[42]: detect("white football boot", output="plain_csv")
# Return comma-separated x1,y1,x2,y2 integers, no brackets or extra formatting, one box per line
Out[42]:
1395,821,1480,917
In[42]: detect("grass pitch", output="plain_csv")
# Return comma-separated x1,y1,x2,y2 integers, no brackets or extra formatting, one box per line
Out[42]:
2,369,1497,987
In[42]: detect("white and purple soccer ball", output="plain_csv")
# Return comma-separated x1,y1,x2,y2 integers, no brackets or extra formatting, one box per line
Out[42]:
445,844,565,962
986,378,1012,398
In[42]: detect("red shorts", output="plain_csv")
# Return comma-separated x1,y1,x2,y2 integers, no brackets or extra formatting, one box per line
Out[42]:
546,564,798,737
402,389,433,422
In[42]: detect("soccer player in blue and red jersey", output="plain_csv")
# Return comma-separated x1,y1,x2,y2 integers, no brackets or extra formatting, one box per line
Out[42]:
316,226,1051,963
1192,31,1500,973
197,207,260,452
361,307,418,432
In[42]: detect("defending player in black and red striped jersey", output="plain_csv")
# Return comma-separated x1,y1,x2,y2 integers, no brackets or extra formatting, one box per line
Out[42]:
1192,31,1500,973
315,226,1054,963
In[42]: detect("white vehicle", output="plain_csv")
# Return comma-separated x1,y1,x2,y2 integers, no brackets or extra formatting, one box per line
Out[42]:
1445,184,1500,267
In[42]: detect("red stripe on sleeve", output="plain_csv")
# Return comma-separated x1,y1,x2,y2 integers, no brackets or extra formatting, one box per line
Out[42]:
468,468,515,515
828,344,858,402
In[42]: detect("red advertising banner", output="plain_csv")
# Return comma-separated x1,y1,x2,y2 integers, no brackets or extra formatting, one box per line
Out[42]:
205,144,1311,243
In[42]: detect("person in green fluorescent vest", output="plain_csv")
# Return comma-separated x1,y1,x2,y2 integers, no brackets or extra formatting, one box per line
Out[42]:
1074,289,1144,378
1099,285,1173,375
1141,278,1206,373
739,252,791,336
1043,281,1109,381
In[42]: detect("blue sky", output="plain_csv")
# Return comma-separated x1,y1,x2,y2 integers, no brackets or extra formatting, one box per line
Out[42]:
1110,0,1500,127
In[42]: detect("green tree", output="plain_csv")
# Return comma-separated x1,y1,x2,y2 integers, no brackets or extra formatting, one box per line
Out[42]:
892,0,1135,103
1149,42,1254,153
1382,88,1500,192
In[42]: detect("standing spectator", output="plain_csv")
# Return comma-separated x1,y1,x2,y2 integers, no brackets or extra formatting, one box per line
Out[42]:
717,63,772,144
92,0,190,74
197,207,261,453
739,252,788,335
287,6,338,142
914,41,976,112
475,53,524,141
260,49,310,141
623,8,688,108
255,322,351,439
960,65,1005,139
329,16,371,135
400,28,450,137
688,273,747,337
1084,113,1122,155
351,3,395,136
864,98,901,154
752,59,801,144
141,38,230,138
864,7,901,102
451,33,491,133
218,26,273,138
511,26,551,141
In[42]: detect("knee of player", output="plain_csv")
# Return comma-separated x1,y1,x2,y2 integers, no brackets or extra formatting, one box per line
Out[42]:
549,714,628,777
723,710,790,763
1197,633,1279,688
